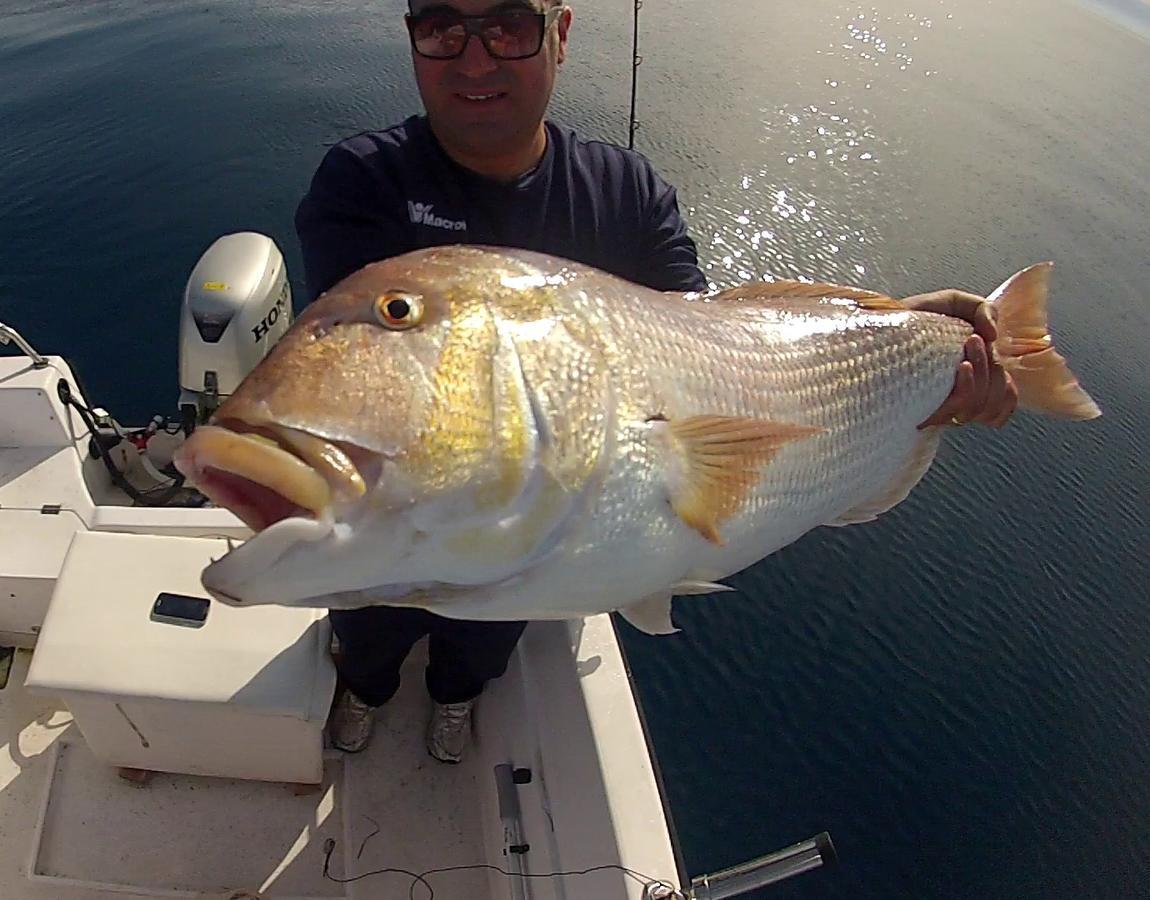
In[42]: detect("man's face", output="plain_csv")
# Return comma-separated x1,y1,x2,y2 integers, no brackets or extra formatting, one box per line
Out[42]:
407,0,572,164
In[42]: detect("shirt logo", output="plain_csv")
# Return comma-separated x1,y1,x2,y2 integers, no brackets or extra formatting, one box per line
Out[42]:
408,201,467,232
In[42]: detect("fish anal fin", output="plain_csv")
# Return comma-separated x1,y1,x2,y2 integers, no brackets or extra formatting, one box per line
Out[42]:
653,415,824,544
618,594,678,635
827,429,942,527
617,580,737,635
672,579,736,596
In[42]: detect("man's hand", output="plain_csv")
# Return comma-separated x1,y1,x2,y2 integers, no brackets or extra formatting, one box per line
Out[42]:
902,289,1019,429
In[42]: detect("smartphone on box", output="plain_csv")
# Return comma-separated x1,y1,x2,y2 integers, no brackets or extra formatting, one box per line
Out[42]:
150,592,210,628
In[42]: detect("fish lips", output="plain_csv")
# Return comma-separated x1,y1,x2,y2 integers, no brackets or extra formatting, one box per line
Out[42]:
174,422,373,532
173,421,384,605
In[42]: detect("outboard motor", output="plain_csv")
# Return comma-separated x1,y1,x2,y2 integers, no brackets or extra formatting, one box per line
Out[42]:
178,232,292,424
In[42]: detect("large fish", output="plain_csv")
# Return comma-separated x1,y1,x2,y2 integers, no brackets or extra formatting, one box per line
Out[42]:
173,246,1099,633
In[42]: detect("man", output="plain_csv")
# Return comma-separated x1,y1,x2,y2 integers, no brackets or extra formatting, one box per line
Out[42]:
295,0,1017,763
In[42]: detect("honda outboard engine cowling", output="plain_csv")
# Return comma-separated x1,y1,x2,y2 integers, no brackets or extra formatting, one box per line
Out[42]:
178,232,292,423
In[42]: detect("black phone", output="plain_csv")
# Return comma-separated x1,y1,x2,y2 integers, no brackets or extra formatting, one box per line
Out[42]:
150,592,210,628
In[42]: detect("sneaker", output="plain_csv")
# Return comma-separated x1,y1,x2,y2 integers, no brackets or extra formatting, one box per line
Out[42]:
328,689,375,753
425,699,475,764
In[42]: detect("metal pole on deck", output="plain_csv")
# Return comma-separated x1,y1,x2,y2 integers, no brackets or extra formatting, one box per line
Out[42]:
0,322,49,367
685,832,838,899
494,764,532,900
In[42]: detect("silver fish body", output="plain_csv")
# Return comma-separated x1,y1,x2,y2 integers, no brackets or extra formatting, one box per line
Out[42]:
173,246,1099,633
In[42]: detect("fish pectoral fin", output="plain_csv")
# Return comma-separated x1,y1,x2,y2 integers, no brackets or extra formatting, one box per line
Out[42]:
651,415,823,545
826,429,942,527
618,594,679,635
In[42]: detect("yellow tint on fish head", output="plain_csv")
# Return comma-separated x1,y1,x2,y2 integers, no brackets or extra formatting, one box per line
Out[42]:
217,248,549,517
408,289,506,496
483,272,612,501
408,262,561,513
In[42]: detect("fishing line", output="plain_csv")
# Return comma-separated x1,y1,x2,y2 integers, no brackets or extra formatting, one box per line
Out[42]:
628,0,643,149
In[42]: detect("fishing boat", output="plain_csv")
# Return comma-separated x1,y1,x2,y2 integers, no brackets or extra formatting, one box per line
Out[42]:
0,233,833,900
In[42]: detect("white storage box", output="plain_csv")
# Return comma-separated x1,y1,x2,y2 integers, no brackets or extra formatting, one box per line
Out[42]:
25,531,337,784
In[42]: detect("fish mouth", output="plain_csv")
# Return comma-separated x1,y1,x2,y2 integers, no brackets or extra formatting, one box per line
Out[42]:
173,420,372,532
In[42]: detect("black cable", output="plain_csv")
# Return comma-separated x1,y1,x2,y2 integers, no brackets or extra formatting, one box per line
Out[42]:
56,377,189,507
356,815,380,860
322,841,434,898
321,837,680,900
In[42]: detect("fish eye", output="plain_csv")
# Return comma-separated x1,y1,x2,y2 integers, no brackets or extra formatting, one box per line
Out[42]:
374,291,424,330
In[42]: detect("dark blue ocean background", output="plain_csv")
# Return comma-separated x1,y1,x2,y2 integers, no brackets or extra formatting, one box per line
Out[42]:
2,0,1147,896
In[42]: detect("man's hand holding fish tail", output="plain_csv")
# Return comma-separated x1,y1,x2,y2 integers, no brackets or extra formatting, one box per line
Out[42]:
903,289,1020,428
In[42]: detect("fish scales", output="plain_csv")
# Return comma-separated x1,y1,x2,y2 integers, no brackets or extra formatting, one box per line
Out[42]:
493,269,970,603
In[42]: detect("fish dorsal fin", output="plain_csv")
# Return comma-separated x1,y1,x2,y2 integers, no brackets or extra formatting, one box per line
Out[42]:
651,415,823,545
708,281,904,311
826,429,942,526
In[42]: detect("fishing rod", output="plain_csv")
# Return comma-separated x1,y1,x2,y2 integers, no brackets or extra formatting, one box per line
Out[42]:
628,0,642,149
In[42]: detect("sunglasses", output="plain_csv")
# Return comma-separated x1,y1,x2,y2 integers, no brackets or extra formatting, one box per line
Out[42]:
405,5,565,61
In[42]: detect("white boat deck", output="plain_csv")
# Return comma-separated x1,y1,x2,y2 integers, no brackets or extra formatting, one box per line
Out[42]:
1,640,494,899
1,619,683,900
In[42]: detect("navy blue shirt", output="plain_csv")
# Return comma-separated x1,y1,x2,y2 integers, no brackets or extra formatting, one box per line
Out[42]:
295,115,707,301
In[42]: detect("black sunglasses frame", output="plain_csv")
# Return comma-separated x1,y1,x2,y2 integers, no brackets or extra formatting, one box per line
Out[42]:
405,6,564,61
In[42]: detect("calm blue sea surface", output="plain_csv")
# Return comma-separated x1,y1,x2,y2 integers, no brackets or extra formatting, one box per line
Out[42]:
2,0,1147,897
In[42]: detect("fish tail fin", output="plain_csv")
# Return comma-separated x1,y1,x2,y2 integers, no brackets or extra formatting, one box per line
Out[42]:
988,262,1101,420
